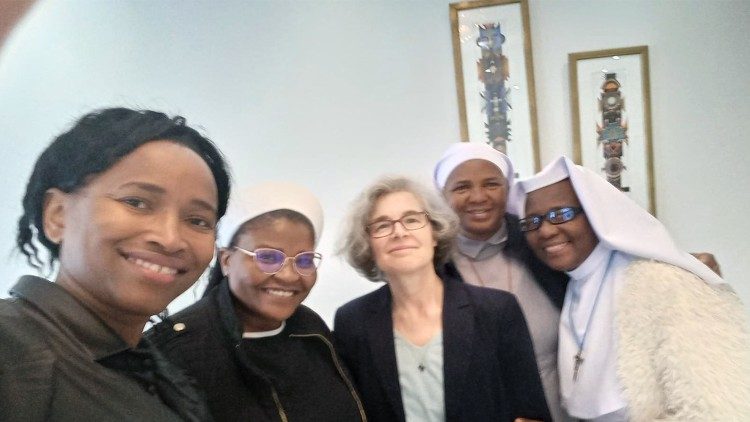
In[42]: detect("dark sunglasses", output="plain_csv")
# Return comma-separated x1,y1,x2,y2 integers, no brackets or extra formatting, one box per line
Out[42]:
519,207,584,232
234,247,322,276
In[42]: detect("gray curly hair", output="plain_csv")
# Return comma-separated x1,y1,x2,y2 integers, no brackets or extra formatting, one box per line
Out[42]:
339,176,458,282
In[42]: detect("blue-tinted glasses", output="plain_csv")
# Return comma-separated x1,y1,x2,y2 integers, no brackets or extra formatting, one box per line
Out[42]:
234,247,322,276
519,207,585,232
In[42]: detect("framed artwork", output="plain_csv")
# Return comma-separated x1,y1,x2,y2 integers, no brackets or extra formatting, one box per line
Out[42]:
450,0,539,179
569,45,655,214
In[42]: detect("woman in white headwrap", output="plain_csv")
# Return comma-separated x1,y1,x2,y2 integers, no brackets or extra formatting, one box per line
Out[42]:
433,142,571,421
511,156,750,420
149,182,366,422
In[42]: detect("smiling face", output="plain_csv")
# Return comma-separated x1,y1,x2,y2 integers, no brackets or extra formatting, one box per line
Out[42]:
368,191,437,280
221,217,317,332
443,159,507,240
44,140,219,324
523,179,599,272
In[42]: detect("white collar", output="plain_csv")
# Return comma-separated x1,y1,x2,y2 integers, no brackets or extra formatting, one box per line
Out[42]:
566,242,610,281
242,321,286,339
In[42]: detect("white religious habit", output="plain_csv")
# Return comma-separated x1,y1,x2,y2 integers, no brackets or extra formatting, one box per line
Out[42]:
511,156,748,421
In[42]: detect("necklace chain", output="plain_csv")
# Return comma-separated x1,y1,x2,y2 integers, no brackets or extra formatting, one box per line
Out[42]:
398,332,436,372
569,251,615,382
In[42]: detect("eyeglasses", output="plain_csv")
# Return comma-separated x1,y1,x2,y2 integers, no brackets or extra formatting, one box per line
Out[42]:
233,247,322,276
366,212,430,238
519,207,585,232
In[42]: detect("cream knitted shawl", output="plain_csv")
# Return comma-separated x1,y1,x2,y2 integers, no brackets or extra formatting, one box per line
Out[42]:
616,260,750,421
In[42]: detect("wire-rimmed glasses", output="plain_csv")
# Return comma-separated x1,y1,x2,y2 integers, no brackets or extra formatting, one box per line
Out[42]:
233,247,322,276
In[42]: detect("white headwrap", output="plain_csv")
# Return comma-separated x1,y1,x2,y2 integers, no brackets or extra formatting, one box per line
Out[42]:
216,181,324,248
433,142,515,191
510,155,725,285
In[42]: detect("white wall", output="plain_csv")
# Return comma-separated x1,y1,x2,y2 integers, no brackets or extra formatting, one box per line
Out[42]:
1,0,747,325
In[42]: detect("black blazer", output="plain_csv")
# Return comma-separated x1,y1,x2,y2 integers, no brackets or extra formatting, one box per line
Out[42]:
333,272,551,422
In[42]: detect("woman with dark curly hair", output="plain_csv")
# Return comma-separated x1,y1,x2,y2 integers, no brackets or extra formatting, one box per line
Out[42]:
334,176,550,422
1,107,230,421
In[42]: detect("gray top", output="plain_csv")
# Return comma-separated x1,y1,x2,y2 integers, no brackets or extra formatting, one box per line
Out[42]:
453,227,571,422
394,330,445,422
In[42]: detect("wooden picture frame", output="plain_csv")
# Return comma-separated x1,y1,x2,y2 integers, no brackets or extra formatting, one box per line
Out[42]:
569,45,655,214
450,0,539,178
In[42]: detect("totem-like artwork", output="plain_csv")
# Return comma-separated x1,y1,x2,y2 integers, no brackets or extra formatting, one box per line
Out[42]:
476,23,511,154
596,73,629,192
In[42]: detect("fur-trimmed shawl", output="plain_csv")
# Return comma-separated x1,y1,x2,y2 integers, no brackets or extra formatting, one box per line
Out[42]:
616,260,750,420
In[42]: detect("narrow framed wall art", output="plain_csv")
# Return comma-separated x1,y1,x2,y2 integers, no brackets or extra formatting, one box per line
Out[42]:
569,45,655,214
450,0,539,178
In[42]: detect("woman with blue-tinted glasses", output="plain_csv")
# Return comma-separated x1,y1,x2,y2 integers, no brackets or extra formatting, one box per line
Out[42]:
511,156,750,420
149,182,366,422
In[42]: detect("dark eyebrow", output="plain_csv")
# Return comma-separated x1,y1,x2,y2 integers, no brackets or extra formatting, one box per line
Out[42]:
449,179,471,186
189,198,218,214
450,176,503,186
120,181,166,194
119,182,218,214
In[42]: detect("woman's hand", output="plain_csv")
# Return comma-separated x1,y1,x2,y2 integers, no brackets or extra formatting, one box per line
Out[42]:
690,252,721,276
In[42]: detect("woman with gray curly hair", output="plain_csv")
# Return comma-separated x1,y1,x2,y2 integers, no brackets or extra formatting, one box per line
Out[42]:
333,176,551,422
